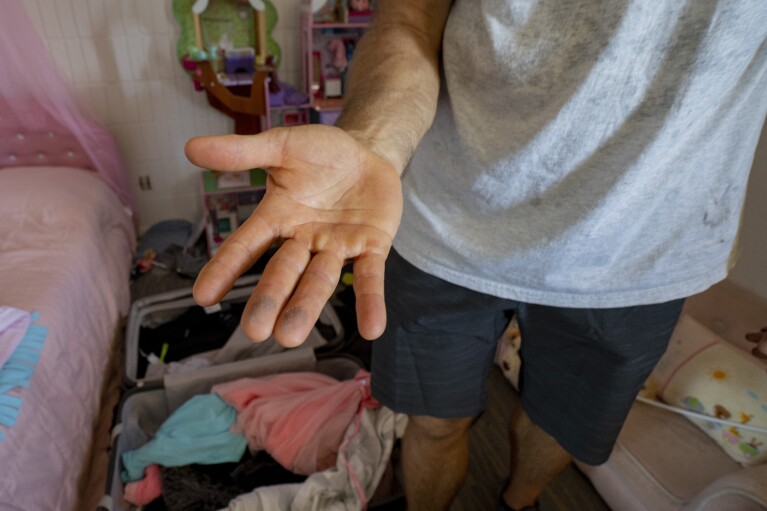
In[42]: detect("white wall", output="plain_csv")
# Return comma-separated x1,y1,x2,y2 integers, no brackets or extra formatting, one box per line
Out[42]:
21,0,304,233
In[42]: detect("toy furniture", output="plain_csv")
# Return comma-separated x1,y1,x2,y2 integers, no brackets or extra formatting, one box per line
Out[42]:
576,280,767,511
191,0,269,65
173,0,280,134
199,169,268,256
225,47,256,75
300,0,373,123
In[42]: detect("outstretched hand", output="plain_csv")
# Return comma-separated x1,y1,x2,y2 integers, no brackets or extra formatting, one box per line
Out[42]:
185,125,403,347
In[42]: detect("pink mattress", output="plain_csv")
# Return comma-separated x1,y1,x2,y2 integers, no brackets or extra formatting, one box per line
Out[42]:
0,167,135,510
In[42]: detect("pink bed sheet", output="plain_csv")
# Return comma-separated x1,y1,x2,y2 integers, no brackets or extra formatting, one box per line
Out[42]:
0,167,135,510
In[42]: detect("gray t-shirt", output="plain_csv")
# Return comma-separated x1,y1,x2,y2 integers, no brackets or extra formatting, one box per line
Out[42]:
393,0,767,307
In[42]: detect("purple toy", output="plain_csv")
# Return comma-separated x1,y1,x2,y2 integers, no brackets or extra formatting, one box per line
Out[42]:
225,47,256,75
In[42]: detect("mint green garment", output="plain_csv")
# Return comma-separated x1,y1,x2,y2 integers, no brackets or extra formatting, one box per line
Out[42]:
121,394,247,482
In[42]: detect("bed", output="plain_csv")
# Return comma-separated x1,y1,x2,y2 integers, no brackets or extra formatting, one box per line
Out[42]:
0,2,137,509
0,167,135,510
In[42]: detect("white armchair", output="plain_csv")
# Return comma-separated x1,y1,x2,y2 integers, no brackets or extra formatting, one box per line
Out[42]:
577,280,767,511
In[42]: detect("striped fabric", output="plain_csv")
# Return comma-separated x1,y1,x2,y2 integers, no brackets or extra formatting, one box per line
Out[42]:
0,309,48,441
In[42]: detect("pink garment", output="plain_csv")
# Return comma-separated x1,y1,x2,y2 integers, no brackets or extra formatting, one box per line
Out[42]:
0,0,136,219
213,370,379,476
124,464,162,506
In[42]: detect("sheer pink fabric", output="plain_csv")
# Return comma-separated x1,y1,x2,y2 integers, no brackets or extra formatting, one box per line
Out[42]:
0,0,136,217
214,370,380,476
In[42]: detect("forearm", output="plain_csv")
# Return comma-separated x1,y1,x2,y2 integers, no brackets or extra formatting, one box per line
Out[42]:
336,0,452,174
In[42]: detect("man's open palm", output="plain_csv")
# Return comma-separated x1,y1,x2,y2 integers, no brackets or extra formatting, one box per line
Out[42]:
185,125,403,347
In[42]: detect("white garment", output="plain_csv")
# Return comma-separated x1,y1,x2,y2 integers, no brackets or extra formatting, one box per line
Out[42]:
225,407,407,511
0,307,30,370
395,0,767,307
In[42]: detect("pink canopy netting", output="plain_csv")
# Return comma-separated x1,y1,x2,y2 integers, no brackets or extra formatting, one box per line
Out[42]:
0,0,136,218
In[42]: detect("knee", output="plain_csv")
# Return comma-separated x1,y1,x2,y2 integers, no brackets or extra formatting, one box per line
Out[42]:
407,415,474,444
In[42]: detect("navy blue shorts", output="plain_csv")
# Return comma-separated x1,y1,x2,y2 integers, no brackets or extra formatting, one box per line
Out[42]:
371,250,685,465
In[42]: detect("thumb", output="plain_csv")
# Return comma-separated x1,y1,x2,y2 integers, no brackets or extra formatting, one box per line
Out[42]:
184,130,290,172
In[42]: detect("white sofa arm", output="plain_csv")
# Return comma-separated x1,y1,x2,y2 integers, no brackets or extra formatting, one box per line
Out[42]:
684,463,767,511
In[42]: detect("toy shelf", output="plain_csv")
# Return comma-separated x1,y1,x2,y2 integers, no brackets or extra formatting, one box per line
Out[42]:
312,22,369,29
200,169,268,256
271,102,311,111
312,98,345,111
300,2,372,123
173,0,316,134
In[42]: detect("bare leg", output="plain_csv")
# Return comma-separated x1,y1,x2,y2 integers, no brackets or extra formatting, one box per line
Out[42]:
401,414,474,511
502,407,573,509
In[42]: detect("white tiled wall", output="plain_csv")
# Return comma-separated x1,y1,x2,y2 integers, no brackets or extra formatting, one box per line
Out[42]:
21,0,304,233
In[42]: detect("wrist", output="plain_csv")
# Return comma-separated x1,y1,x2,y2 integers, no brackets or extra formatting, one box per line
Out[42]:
341,127,408,176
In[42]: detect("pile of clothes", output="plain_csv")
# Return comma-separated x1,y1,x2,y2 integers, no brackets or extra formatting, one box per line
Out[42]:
121,369,406,511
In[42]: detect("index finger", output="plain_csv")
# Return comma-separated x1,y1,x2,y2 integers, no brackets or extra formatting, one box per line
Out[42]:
193,209,277,306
